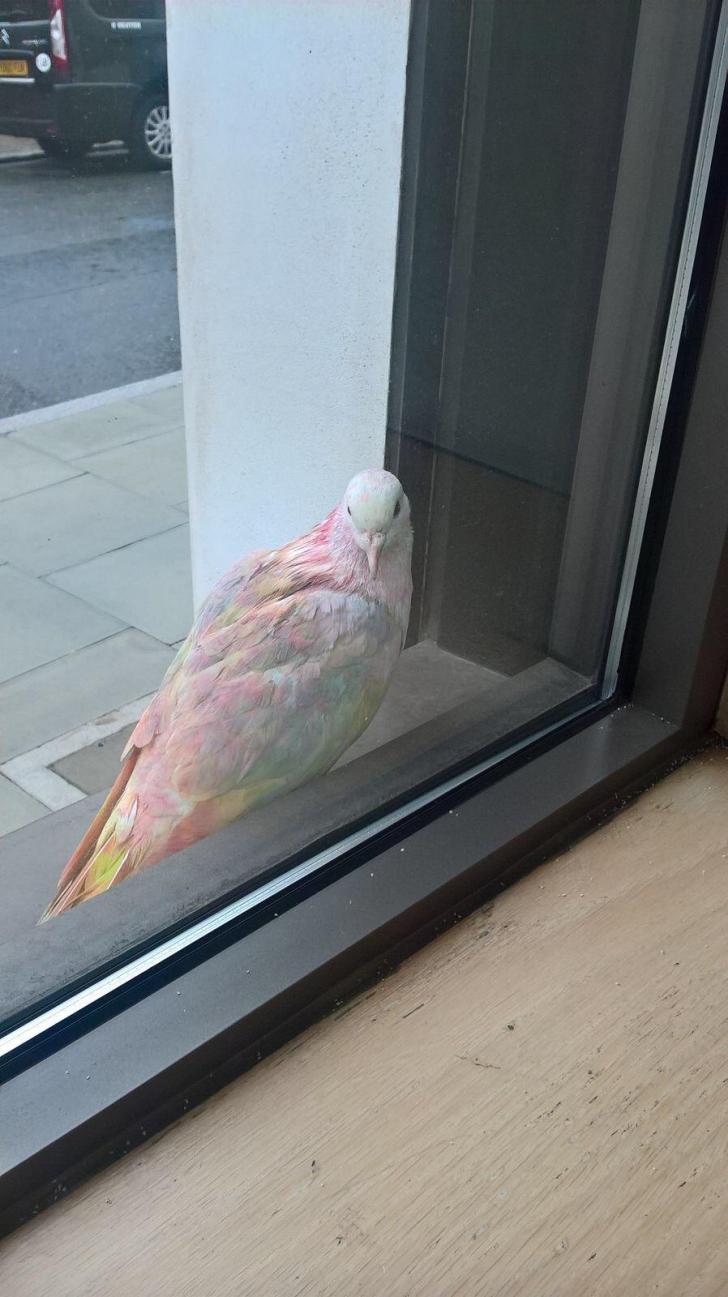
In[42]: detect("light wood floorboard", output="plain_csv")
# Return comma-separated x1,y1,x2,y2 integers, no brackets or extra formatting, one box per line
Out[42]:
2,747,728,1296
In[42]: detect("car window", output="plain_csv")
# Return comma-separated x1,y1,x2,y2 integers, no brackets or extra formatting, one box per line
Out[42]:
0,1,48,19
89,0,165,20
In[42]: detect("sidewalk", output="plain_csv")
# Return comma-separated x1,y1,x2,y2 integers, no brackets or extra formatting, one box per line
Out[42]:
0,134,42,163
0,379,192,837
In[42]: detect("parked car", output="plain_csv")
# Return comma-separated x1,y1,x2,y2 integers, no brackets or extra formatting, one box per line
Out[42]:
0,0,169,168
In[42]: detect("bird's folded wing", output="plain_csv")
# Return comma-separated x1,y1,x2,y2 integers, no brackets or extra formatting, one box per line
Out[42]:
126,586,398,802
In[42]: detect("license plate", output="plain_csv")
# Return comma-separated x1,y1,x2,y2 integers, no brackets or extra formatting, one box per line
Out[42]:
0,60,30,77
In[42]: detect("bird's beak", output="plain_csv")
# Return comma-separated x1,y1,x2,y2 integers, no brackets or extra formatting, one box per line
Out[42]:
366,531,385,577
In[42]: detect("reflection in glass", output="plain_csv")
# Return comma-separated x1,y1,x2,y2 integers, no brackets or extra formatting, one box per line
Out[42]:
390,0,715,682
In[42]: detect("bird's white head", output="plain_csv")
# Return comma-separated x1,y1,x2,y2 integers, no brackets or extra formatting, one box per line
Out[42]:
342,469,411,578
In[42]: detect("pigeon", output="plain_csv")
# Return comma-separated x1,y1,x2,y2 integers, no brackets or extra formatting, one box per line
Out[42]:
41,469,413,920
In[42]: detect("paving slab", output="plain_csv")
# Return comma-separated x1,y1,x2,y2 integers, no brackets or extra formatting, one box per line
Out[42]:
0,134,42,161
50,525,193,644
0,438,81,502
52,723,135,796
9,396,178,461
75,427,188,507
0,774,47,835
0,473,185,576
0,565,123,684
126,384,184,425
0,629,174,763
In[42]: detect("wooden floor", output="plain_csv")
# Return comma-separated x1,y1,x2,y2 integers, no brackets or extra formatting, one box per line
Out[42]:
3,747,728,1296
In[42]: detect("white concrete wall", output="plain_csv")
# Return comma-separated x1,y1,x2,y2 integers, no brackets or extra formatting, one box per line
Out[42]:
166,0,411,604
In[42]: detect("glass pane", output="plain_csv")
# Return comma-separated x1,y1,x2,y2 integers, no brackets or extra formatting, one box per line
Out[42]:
389,0,718,681
0,0,720,1040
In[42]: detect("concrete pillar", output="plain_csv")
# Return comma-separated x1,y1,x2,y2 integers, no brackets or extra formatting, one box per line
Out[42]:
166,0,411,605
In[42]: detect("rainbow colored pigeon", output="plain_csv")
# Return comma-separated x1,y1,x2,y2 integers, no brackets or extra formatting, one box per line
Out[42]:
41,469,413,921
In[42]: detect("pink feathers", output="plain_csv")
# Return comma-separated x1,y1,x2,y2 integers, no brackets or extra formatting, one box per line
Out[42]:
41,470,413,919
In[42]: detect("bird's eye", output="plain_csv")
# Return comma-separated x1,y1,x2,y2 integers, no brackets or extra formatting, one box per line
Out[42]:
394,499,401,518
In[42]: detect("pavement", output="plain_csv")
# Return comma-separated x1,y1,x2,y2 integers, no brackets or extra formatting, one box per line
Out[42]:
0,377,506,843
0,134,41,162
0,142,180,416
0,378,192,838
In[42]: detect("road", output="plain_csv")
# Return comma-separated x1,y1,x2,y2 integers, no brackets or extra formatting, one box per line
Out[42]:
0,151,180,416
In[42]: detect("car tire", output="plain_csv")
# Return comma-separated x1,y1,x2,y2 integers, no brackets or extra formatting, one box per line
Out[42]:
37,136,90,163
129,90,171,170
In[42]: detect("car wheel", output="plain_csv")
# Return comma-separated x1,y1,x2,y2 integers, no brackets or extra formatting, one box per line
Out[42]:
37,136,90,163
129,91,171,170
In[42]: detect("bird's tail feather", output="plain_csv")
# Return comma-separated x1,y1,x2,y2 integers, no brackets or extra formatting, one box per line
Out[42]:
39,749,139,923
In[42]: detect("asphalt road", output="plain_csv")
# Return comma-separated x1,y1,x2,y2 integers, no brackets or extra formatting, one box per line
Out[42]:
0,151,180,416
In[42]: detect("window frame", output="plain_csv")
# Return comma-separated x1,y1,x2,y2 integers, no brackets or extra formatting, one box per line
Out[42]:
1,3,728,1241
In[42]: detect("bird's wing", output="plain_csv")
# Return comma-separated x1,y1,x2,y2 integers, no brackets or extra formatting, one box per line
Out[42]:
42,536,403,920
151,585,399,802
123,526,397,798
44,584,397,920
122,551,265,759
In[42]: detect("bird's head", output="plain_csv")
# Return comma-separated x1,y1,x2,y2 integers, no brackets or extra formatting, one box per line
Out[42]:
342,469,411,578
